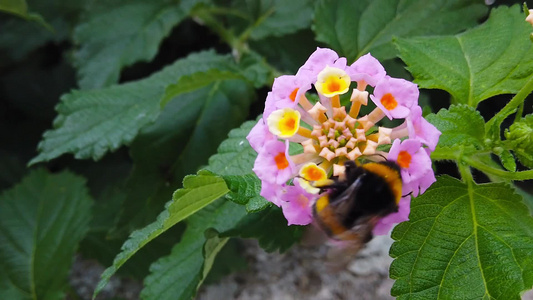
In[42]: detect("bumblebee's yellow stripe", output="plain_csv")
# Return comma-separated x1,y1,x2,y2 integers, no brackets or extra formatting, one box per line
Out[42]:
314,195,348,236
314,195,330,213
361,163,402,204
312,179,335,189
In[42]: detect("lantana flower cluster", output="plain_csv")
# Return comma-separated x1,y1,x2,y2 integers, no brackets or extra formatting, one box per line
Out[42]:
247,48,441,234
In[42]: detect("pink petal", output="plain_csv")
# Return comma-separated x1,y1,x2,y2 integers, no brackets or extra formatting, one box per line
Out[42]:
246,119,275,153
348,53,386,86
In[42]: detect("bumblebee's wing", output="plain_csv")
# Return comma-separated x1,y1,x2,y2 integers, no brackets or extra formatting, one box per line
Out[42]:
324,216,376,271
326,176,365,223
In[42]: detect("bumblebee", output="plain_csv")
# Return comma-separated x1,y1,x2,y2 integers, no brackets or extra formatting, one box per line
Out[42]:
312,159,403,257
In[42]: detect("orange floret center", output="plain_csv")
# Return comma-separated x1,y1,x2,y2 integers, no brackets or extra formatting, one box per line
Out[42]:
275,152,289,170
289,88,299,102
281,117,296,132
326,79,341,94
381,93,398,110
397,151,412,169
301,165,326,181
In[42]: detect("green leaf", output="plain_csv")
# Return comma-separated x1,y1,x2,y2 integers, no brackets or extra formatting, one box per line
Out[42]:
247,0,313,40
112,78,255,236
237,51,273,88
30,50,235,165
0,0,28,17
141,200,247,300
513,184,533,214
206,0,313,42
0,0,85,62
161,69,245,107
313,0,487,62
206,120,269,212
390,176,533,299
0,0,50,28
222,205,305,253
245,195,271,212
207,120,258,175
0,169,92,300
93,170,229,298
202,229,228,282
223,174,261,205
499,149,517,172
250,29,317,74
73,0,196,89
425,104,486,150
396,5,533,107
161,51,272,108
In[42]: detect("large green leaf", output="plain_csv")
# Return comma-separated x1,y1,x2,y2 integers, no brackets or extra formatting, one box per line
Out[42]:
396,5,533,107
73,0,196,89
161,51,272,107
514,185,533,214
247,0,313,40
0,0,27,16
112,78,255,236
313,0,487,62
0,0,49,28
250,29,317,74
206,120,269,211
0,0,85,62
425,104,486,150
390,176,533,299
29,51,236,165
141,199,247,300
93,170,229,298
161,69,244,107
206,120,257,175
201,0,313,42
0,169,92,300
222,174,261,205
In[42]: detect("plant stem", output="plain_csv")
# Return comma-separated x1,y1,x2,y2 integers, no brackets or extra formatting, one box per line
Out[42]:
431,147,533,181
237,7,275,47
486,74,533,131
458,162,474,184
462,156,533,181
190,6,239,55
515,101,525,123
